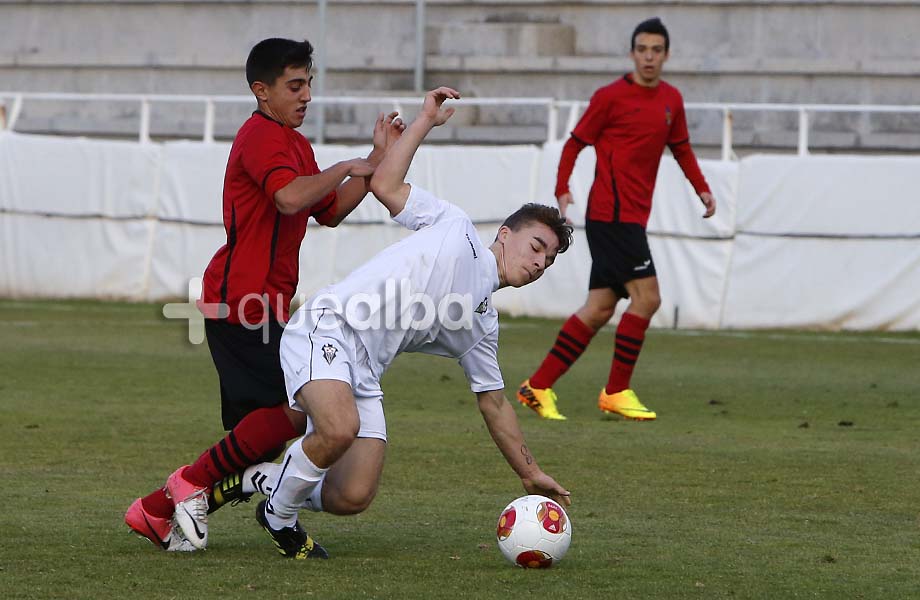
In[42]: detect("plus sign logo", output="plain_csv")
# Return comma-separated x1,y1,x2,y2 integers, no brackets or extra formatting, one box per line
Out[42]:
162,277,228,344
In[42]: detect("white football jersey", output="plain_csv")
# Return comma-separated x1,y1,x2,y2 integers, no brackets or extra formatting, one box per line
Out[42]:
302,184,503,393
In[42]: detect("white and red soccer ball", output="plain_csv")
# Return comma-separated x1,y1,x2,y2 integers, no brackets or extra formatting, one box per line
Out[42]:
496,494,572,568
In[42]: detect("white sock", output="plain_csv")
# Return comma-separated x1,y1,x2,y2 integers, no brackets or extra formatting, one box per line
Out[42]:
265,438,327,530
241,462,281,496
301,476,325,512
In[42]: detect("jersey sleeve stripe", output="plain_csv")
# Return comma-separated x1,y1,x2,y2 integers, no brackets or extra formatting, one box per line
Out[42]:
269,213,281,269
219,203,238,308
260,165,298,192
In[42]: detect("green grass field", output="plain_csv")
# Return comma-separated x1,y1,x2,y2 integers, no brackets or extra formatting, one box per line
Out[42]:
1,299,918,599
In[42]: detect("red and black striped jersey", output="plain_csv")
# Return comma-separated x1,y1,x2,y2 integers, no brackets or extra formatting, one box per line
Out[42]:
200,111,337,324
556,73,710,226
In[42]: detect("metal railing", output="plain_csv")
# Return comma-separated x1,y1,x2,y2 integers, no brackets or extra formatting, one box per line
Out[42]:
2,91,918,159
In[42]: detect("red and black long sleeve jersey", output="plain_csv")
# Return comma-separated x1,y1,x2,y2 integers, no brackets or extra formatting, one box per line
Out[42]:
200,111,337,324
556,73,710,227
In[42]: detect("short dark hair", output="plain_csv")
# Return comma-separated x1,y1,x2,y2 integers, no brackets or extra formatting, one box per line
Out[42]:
500,203,574,254
246,38,314,87
631,17,669,52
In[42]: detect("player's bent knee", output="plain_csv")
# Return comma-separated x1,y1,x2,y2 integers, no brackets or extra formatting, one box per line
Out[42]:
338,485,378,515
321,426,360,454
583,306,615,330
639,294,661,315
335,493,376,515
322,479,378,515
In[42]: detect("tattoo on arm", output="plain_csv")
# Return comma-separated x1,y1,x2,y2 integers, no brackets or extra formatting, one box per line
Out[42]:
520,444,533,465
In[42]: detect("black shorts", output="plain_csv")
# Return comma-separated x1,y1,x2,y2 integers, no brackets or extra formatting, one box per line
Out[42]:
585,220,657,299
204,318,288,430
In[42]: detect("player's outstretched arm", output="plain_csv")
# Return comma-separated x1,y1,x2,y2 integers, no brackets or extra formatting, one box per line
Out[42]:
369,86,460,217
476,389,572,507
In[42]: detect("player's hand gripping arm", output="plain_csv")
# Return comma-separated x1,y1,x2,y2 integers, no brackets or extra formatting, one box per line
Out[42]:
327,112,406,227
476,389,572,507
274,158,375,215
320,112,407,226
369,86,460,217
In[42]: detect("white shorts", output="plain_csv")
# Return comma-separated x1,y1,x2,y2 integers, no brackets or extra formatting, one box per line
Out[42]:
280,308,387,441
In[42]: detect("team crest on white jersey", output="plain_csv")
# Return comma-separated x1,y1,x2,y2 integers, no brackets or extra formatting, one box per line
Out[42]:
474,297,489,315
322,343,338,365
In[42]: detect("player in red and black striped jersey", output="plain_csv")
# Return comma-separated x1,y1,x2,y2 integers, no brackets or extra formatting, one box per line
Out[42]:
518,18,716,421
126,38,405,552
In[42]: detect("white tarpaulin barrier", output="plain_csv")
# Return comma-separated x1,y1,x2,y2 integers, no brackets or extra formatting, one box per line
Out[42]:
0,133,158,298
721,155,920,330
0,212,154,299
1,131,918,330
721,236,920,330
734,155,920,236
158,141,228,224
0,133,160,218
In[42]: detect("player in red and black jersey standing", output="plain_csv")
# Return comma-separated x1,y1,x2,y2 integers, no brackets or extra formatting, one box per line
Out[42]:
125,38,404,552
518,18,716,421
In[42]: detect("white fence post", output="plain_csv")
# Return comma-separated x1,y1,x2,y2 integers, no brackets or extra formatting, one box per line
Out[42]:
139,99,151,144
721,107,733,162
798,108,809,156
203,99,215,143
564,102,581,138
4,94,24,131
547,101,558,143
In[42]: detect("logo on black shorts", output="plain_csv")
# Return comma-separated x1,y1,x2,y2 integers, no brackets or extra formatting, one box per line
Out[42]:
322,343,338,365
633,259,652,272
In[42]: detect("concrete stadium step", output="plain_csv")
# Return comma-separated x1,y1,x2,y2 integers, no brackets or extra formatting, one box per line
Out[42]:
427,19,575,57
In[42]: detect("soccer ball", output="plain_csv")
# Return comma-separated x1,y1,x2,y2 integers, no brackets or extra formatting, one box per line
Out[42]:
496,495,572,568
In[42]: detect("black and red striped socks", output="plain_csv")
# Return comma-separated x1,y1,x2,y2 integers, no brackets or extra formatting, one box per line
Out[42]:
606,312,650,394
140,404,299,518
530,315,596,389
183,405,298,487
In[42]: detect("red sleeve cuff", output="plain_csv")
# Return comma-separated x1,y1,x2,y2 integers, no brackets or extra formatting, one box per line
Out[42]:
263,167,298,201
311,192,338,225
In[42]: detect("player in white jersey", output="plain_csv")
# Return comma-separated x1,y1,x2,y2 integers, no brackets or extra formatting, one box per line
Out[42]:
252,87,575,559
